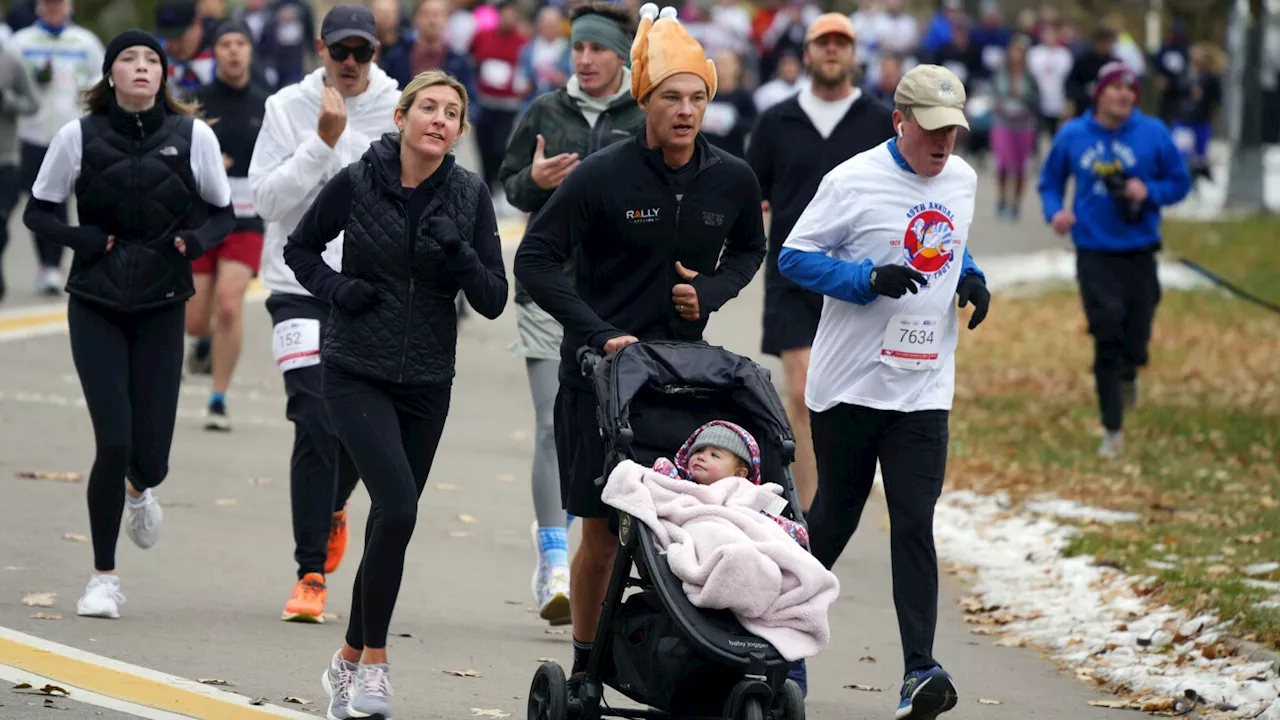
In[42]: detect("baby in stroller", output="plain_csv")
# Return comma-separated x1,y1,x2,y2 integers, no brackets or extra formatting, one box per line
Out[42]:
651,420,809,549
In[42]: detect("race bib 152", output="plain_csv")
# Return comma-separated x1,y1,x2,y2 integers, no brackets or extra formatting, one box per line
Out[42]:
272,318,320,372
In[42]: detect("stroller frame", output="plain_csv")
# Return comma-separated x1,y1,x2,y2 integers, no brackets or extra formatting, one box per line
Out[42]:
527,341,809,720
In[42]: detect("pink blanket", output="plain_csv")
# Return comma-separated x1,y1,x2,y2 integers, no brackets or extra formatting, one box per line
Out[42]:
601,459,841,662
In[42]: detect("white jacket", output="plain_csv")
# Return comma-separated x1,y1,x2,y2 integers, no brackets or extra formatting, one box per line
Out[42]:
6,23,104,148
248,65,400,297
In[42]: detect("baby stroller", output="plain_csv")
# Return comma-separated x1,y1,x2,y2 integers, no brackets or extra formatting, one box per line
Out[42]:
527,340,809,720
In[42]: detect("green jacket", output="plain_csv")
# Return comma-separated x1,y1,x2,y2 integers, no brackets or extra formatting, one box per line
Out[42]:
500,84,646,303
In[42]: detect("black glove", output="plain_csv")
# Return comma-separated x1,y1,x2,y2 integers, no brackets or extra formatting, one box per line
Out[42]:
957,273,990,330
34,60,52,85
427,216,462,256
333,279,379,314
869,264,928,298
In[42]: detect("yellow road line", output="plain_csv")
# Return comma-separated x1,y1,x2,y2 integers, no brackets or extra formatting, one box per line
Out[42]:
0,307,66,334
0,633,310,719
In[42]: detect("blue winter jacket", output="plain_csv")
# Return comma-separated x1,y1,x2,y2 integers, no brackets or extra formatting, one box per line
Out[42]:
1038,110,1191,252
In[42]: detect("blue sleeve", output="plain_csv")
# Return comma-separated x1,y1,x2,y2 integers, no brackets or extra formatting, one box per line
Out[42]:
1146,127,1192,206
778,246,877,305
1037,131,1071,223
957,247,984,288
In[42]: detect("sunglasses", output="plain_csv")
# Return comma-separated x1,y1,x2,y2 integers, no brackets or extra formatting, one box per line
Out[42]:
327,43,375,63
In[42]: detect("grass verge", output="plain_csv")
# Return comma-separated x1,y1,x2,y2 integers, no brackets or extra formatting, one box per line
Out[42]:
949,216,1280,647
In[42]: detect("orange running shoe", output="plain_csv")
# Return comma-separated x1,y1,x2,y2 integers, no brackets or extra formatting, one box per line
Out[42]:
282,573,327,623
326,506,349,575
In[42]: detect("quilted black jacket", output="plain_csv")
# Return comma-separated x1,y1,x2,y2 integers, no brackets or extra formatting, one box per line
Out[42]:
283,133,508,385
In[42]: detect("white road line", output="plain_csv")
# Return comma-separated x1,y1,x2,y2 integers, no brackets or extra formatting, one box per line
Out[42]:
0,663,194,719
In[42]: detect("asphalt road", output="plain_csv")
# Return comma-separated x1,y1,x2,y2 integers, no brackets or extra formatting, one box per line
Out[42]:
0,167,1120,719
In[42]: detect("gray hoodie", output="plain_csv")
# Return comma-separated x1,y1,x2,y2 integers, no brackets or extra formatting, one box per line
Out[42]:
0,47,38,166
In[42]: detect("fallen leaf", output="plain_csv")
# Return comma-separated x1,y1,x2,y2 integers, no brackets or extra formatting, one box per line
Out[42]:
249,698,268,706
470,710,510,718
844,684,881,692
37,684,69,696
283,696,312,705
504,600,522,605
445,669,481,677
458,513,479,524
449,531,471,538
394,632,412,638
215,498,238,506
858,656,876,663
1205,564,1232,577
62,533,88,543
30,613,61,620
994,636,1027,648
979,699,1002,705
16,471,82,483
1088,699,1138,709
22,592,56,607
435,483,458,491
12,682,32,690
1141,698,1175,712
545,629,566,635
249,477,272,486
198,679,235,686
322,613,341,621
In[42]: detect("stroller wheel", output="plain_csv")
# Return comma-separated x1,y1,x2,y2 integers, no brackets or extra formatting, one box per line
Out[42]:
741,696,765,720
778,679,805,720
528,662,569,720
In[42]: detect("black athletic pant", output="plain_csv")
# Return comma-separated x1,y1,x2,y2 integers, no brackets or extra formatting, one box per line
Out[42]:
265,293,361,579
323,366,451,650
807,403,949,674
67,296,185,572
20,142,66,269
0,164,20,301
1076,249,1161,431
474,106,518,188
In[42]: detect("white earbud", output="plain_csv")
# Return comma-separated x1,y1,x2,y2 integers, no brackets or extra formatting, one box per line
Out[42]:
658,5,678,19
108,77,114,88
896,122,904,138
639,3,658,20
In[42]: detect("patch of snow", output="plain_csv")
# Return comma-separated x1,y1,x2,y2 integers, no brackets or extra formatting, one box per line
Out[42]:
1023,497,1141,524
934,490,1280,717
1245,563,1280,577
978,249,1210,294
1244,580,1280,592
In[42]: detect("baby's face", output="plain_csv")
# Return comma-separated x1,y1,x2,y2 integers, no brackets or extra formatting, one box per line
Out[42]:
687,446,749,485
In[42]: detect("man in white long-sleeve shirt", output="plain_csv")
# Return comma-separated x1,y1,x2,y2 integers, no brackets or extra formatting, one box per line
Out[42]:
247,3,399,625
7,0,102,294
777,64,991,720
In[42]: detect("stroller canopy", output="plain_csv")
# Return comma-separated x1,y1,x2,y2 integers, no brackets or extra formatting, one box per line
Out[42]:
590,341,796,458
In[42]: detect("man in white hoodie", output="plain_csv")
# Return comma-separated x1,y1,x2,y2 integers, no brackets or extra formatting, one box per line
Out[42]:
247,3,399,625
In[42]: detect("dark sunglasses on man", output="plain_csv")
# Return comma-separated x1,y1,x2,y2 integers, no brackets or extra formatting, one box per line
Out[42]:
328,42,375,63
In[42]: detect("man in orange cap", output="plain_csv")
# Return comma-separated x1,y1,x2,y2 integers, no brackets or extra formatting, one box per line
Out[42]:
515,3,767,710
747,11,893,529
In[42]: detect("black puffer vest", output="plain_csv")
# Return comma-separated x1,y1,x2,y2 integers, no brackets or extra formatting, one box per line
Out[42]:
324,134,484,385
68,99,207,312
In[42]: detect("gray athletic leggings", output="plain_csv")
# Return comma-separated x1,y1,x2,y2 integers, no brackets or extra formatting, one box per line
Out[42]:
527,358,564,527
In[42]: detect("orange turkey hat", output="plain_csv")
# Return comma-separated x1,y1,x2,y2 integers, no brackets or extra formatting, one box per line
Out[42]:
630,3,717,103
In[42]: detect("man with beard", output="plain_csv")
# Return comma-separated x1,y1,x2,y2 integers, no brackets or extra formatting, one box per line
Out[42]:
498,0,644,628
514,4,766,709
746,13,893,531
186,20,270,430
248,4,400,623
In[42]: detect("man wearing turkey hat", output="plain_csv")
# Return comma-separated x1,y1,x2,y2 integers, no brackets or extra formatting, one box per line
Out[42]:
514,1,766,701
1039,61,1189,460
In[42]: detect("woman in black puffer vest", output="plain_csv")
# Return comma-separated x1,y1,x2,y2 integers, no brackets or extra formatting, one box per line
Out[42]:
22,29,234,621
284,69,506,719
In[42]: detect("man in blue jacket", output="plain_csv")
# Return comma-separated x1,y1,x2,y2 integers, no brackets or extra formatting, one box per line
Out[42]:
1038,61,1191,459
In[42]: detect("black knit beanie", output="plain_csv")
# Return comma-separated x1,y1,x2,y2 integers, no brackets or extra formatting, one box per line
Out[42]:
102,29,169,83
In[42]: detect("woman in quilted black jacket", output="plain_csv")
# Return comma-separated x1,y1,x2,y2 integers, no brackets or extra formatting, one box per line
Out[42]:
283,69,506,719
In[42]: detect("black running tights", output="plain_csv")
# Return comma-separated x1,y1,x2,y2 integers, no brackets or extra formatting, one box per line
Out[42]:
325,368,451,650
67,297,185,572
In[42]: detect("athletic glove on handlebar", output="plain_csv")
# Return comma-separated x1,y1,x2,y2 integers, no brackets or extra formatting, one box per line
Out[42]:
957,273,990,329
427,216,462,256
333,279,379,314
869,264,928,299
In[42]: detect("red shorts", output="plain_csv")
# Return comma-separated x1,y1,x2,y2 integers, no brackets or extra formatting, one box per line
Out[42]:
192,230,264,275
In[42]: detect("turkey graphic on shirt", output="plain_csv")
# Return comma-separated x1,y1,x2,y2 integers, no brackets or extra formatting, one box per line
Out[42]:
902,205,956,277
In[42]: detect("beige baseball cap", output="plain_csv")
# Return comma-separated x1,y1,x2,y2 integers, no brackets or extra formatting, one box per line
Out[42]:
893,64,970,131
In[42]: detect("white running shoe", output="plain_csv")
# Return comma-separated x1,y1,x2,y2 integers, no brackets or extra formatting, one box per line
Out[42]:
77,574,125,618
348,664,392,719
1098,429,1125,459
125,487,163,549
531,521,571,625
321,651,357,720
